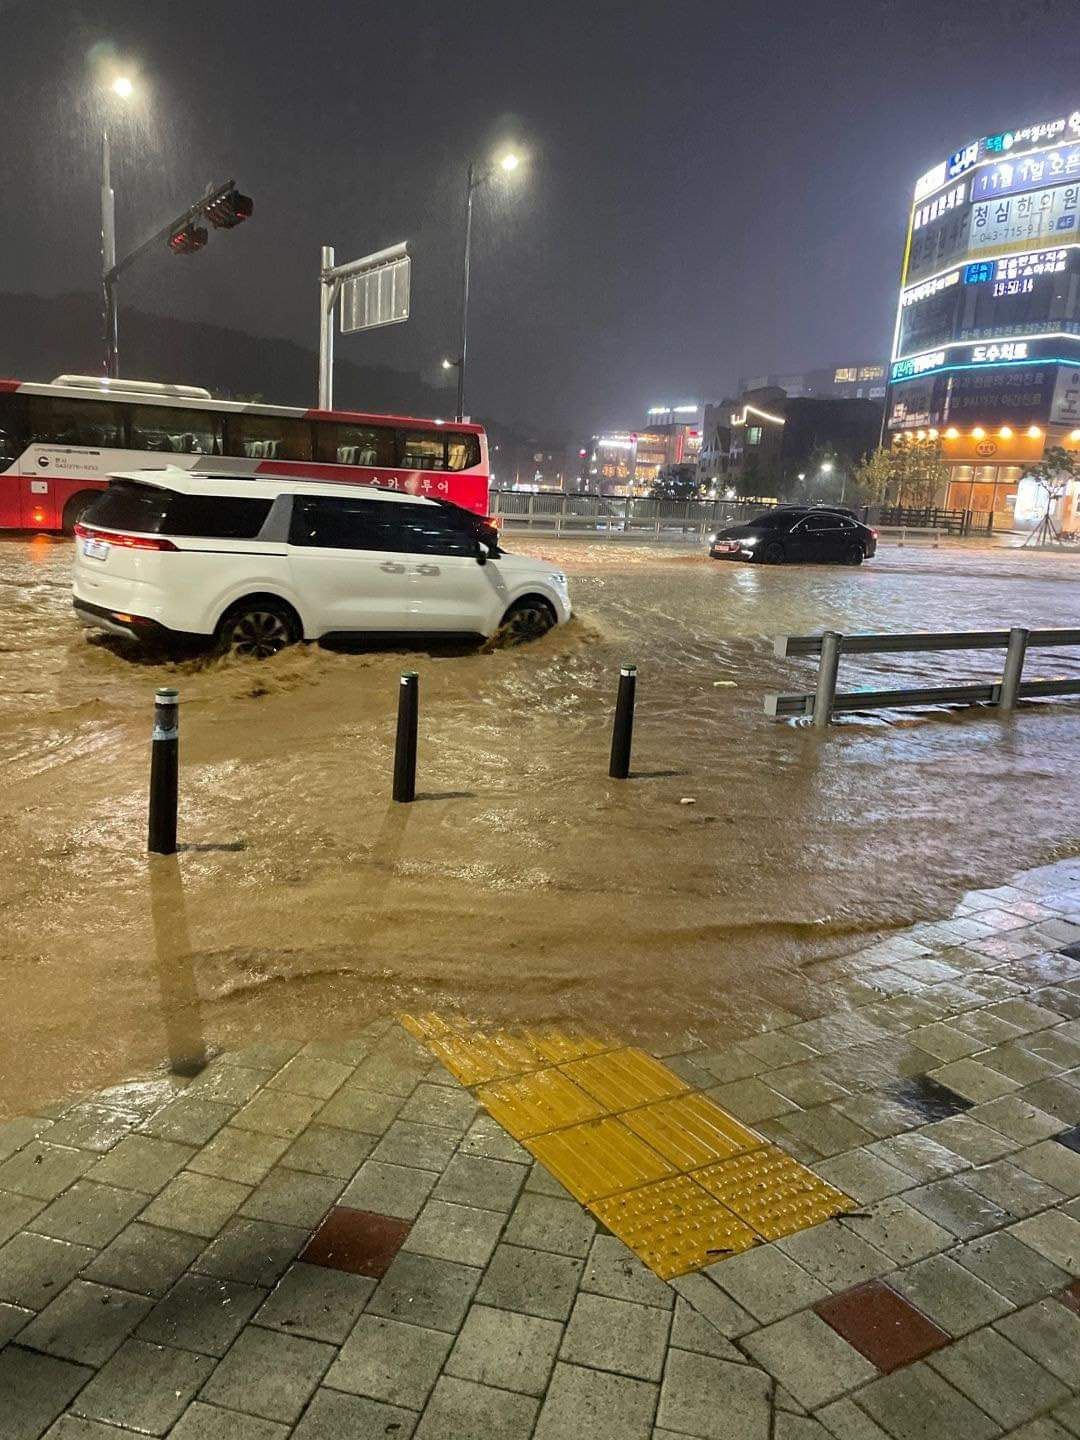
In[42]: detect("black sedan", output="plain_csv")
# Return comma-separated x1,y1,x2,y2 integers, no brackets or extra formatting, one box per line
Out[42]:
708,507,877,565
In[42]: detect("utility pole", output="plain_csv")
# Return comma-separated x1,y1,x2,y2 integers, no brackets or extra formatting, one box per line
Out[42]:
101,132,119,378
456,163,476,422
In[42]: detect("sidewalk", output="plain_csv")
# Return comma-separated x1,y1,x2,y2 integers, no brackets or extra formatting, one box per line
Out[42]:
1,859,1079,1440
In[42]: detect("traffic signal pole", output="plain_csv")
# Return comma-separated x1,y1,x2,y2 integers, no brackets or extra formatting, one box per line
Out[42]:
101,175,251,379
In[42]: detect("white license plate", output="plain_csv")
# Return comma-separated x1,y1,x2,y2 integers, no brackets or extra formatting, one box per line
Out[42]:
81,536,110,561
714,541,738,553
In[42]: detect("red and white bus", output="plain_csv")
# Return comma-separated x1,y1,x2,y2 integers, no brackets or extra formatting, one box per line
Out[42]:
0,375,490,533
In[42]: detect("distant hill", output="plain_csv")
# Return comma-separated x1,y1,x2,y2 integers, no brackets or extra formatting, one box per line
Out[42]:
0,290,448,417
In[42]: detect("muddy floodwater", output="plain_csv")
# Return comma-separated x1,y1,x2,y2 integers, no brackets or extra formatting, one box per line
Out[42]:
1,532,1078,1115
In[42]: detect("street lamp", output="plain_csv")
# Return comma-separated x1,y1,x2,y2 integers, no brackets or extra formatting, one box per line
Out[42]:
101,74,136,377
454,148,523,421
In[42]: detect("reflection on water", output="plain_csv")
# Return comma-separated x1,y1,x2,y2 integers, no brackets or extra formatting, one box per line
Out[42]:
0,534,1078,1115
148,855,207,1078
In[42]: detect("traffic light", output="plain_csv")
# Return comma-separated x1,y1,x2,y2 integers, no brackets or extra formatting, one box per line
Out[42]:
168,224,208,255
206,189,254,229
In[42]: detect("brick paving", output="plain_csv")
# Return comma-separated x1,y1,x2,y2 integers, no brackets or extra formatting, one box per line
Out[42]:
0,858,1079,1438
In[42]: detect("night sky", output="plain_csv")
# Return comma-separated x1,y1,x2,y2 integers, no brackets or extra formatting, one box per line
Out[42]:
2,0,1079,436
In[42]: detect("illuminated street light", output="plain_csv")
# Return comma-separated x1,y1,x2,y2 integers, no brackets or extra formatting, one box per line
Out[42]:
455,144,525,421
820,461,834,474
111,75,134,98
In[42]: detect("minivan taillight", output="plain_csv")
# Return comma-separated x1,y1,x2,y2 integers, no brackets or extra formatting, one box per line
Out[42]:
75,523,178,552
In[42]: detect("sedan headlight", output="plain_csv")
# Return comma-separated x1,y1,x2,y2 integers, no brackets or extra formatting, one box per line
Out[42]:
709,533,718,543
741,536,759,546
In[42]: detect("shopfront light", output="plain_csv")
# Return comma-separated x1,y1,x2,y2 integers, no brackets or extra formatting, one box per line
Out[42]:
998,425,1013,438
1027,425,1041,438
972,426,985,439
944,427,959,439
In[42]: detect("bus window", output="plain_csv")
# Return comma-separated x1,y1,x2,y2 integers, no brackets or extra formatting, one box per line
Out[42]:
446,432,481,471
226,413,314,461
28,396,124,448
400,431,447,470
0,394,27,473
129,405,223,455
315,421,395,467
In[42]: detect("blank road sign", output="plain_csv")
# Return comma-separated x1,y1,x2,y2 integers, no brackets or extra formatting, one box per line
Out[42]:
340,255,411,334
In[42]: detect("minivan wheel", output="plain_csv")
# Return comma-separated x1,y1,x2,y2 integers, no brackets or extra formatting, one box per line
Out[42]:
216,601,300,659
498,597,557,645
761,541,785,564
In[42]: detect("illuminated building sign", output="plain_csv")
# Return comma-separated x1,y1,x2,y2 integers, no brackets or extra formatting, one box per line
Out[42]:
971,342,1029,362
858,365,885,380
913,182,967,231
902,271,960,306
891,351,946,380
963,261,995,284
959,246,1070,292
984,111,1080,159
914,162,947,204
969,183,1080,256
972,141,1080,201
948,141,980,179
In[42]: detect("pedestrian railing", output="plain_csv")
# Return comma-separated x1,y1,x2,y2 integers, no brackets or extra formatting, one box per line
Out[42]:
766,626,1080,727
875,505,987,536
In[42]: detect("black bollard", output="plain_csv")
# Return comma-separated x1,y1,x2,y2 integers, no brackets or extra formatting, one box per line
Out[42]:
609,664,637,779
148,687,180,855
393,672,419,803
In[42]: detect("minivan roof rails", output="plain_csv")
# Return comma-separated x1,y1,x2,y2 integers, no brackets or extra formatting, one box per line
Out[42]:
52,375,213,400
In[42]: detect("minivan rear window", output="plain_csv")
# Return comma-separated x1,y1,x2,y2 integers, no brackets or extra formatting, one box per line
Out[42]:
86,482,272,539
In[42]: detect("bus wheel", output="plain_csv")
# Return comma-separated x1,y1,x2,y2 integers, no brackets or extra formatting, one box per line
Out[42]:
61,491,99,535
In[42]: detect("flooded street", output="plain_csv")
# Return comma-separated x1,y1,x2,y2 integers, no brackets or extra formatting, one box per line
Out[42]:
1,532,1078,1117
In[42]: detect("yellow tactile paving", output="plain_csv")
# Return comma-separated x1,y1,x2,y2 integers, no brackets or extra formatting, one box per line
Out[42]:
400,1014,547,1086
561,1048,688,1113
592,1175,758,1279
526,1117,676,1204
517,1025,620,1066
401,1014,854,1278
695,1145,854,1241
477,1069,605,1138
621,1092,766,1171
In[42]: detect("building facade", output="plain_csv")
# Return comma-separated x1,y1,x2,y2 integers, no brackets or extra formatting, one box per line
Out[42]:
585,407,703,493
886,108,1080,528
739,364,887,401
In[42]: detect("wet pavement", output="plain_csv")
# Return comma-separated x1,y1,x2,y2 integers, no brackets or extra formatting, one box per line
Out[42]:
0,856,1078,1440
0,533,1078,1117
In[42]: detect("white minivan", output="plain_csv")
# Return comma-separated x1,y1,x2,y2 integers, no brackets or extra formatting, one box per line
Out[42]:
72,469,571,657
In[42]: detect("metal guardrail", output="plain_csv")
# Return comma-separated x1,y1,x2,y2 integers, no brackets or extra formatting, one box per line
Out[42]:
767,626,1080,727
490,491,777,535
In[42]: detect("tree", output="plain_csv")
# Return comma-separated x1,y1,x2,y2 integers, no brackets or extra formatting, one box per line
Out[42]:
1019,446,1079,545
850,438,949,508
849,448,895,504
650,464,703,501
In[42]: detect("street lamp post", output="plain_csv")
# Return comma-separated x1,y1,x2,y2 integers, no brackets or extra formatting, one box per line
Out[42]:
453,150,520,422
101,75,133,378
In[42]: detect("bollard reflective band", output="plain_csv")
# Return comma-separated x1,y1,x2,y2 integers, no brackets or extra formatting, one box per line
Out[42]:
621,665,637,676
152,688,179,742
400,672,419,684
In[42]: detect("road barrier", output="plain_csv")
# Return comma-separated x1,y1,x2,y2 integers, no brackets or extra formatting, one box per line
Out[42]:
148,687,180,854
766,627,1080,725
609,665,637,778
393,672,419,803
